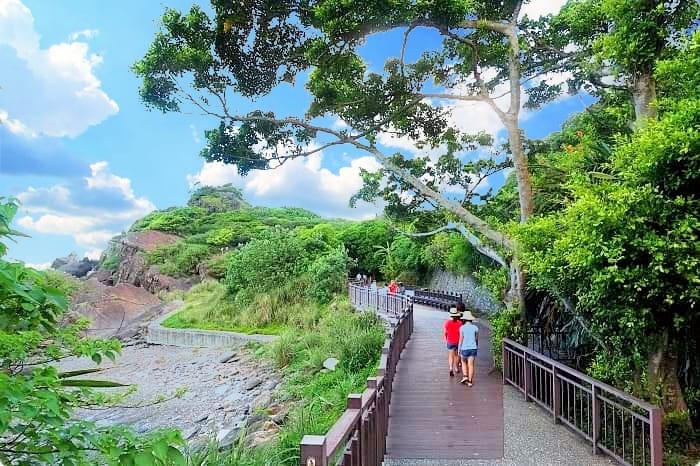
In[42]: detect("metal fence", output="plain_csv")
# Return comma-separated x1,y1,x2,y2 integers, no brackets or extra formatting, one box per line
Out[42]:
299,285,414,466
348,283,411,317
503,339,663,466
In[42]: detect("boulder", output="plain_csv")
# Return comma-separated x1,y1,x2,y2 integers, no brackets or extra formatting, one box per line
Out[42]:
323,357,339,371
244,378,262,391
250,392,271,411
143,266,193,294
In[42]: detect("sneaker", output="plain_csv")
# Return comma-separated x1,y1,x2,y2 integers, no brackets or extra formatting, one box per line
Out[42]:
449,370,454,377
467,380,473,387
460,377,468,384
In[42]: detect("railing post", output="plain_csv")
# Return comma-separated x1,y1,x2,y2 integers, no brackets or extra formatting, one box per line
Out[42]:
300,435,327,466
552,365,561,424
523,350,531,401
649,407,663,466
591,383,600,454
502,341,508,385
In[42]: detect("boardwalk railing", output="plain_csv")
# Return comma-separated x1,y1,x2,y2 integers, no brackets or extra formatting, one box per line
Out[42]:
348,283,410,317
503,339,662,466
299,285,414,466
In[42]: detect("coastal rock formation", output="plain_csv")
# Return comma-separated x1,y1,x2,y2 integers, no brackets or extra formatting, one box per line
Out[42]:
113,230,181,287
51,252,98,278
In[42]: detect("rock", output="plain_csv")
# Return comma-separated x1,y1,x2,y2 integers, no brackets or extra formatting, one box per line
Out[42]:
251,392,271,411
112,231,182,288
244,378,262,391
183,425,201,440
217,417,246,450
268,404,290,425
51,252,98,278
323,358,339,371
246,421,280,448
195,414,209,423
219,351,237,364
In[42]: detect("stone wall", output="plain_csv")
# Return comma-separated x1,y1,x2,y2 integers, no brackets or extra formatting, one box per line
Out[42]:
428,269,502,314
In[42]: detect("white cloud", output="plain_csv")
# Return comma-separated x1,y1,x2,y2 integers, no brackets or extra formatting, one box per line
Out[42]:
0,0,118,137
187,153,383,220
69,28,98,41
16,162,155,255
0,108,37,137
189,124,202,144
520,0,567,19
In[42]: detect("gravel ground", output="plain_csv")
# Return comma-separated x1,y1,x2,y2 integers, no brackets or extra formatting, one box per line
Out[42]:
384,384,614,466
59,343,279,443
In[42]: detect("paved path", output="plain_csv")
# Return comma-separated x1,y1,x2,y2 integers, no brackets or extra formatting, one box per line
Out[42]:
385,305,504,460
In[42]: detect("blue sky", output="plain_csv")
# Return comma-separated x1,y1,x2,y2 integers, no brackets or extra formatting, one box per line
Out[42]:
0,0,580,268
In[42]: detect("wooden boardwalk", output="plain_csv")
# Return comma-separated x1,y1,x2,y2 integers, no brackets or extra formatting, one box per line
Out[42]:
385,304,504,460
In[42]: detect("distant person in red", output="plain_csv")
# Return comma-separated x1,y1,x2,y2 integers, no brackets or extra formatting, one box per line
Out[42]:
443,308,462,377
388,280,399,294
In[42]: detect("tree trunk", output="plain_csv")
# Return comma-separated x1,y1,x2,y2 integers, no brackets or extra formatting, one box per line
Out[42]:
632,72,658,127
506,258,527,311
648,330,692,427
504,116,534,222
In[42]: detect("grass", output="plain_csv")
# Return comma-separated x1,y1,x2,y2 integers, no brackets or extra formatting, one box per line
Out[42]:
174,283,386,466
161,313,286,335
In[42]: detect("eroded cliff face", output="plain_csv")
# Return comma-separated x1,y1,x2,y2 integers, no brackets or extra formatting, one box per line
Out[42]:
114,231,182,288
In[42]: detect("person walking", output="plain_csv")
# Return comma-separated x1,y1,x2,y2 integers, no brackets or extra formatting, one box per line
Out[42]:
443,308,462,377
458,310,479,387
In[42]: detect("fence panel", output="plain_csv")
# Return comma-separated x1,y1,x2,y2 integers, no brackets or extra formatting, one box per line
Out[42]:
503,339,662,466
300,284,413,466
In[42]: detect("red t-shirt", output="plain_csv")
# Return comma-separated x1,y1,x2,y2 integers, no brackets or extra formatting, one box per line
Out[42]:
444,320,462,344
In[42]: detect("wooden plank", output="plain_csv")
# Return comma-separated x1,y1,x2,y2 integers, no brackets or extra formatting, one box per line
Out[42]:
386,304,504,460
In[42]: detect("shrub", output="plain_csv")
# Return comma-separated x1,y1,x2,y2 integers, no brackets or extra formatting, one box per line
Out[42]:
490,308,525,370
147,242,211,277
206,227,237,246
226,228,308,294
308,246,354,303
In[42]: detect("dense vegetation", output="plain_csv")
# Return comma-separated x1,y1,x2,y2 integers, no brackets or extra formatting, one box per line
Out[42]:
0,198,187,465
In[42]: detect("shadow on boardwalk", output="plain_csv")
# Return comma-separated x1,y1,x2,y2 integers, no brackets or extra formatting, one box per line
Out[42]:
384,305,614,466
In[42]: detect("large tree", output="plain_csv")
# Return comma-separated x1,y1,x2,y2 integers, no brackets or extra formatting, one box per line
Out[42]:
134,0,577,310
521,0,699,126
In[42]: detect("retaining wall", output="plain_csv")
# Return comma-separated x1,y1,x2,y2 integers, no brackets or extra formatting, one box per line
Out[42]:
145,307,277,348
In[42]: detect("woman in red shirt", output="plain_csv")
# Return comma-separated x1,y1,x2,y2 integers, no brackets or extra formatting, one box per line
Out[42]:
444,308,463,376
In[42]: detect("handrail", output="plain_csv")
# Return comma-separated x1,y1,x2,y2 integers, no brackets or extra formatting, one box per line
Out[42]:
503,338,663,466
299,284,414,466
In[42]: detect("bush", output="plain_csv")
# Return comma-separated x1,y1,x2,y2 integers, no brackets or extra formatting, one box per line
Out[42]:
491,308,525,370
226,228,308,295
308,246,354,303
147,242,211,277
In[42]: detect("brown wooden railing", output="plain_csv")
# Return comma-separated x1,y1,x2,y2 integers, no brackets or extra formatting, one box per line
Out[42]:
503,339,663,466
299,285,413,466
347,283,410,317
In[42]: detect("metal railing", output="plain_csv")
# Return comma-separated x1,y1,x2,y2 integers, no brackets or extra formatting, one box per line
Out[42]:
348,283,412,317
299,285,414,466
503,339,663,466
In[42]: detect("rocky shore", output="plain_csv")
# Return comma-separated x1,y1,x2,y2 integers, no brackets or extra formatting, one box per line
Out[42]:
60,344,287,449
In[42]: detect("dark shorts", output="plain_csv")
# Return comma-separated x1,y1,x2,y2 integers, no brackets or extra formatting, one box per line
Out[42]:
446,343,458,350
460,349,477,359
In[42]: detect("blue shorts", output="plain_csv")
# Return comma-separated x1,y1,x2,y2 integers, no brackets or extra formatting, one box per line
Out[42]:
460,349,477,358
446,343,458,350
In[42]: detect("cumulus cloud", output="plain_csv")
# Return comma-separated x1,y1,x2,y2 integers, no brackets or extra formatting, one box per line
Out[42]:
16,162,155,256
23,261,51,270
0,0,118,138
187,153,383,220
